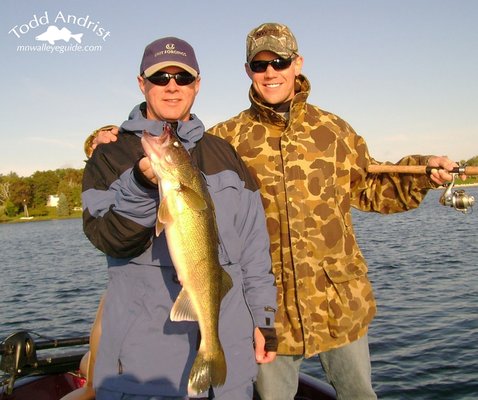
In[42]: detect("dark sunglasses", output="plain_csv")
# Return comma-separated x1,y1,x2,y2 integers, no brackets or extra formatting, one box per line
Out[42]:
249,57,294,73
146,71,196,86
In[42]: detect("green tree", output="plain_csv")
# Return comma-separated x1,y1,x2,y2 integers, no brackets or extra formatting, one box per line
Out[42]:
0,173,33,212
57,169,83,209
57,193,70,216
31,170,59,208
4,200,17,217
465,156,478,166
10,178,33,211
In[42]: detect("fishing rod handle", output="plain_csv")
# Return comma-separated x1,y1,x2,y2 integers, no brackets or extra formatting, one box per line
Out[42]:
367,165,478,175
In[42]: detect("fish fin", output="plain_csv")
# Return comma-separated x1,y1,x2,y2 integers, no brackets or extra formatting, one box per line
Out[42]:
170,289,197,321
158,198,173,224
155,204,167,236
155,219,164,237
180,186,208,211
220,269,233,301
188,346,227,395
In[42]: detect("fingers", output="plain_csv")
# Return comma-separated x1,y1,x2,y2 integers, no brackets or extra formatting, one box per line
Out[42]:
254,327,265,362
256,351,277,364
429,167,454,185
139,157,158,184
93,128,119,147
427,156,465,185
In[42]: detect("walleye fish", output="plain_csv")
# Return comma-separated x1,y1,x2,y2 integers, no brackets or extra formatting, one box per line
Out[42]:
35,25,83,45
141,125,233,395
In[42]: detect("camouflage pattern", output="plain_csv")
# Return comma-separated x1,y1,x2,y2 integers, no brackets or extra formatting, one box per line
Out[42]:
208,75,436,357
246,23,298,63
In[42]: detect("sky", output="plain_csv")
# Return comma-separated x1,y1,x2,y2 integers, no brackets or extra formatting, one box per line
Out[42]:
1,0,477,177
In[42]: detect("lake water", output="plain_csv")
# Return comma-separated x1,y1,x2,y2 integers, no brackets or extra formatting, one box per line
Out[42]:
1,187,477,399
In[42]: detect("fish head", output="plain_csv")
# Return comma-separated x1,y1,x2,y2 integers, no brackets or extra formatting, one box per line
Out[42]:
35,25,60,41
141,125,191,182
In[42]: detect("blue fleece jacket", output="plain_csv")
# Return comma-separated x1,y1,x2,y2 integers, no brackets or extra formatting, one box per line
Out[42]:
82,104,276,397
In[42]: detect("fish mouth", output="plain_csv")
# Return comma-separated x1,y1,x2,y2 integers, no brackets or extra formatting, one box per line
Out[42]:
161,124,175,139
141,126,174,159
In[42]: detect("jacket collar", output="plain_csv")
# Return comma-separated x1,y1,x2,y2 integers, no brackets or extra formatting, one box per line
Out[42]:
119,102,205,151
248,75,311,125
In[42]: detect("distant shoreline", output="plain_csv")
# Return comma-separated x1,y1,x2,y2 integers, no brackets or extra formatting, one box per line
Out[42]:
0,214,81,225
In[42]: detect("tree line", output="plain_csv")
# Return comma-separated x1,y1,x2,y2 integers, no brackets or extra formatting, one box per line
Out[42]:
1,155,477,221
0,168,83,220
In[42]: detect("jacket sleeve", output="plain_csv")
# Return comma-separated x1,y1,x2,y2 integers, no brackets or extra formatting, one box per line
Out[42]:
345,124,437,213
237,185,277,329
82,139,159,258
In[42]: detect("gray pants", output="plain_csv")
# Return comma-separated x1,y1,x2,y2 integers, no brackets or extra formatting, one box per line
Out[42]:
255,334,377,400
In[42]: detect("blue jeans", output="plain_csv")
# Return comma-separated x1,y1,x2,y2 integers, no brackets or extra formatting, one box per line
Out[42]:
255,334,377,400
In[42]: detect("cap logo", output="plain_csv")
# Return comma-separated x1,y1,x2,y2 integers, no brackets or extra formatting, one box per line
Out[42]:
253,28,281,39
153,43,187,59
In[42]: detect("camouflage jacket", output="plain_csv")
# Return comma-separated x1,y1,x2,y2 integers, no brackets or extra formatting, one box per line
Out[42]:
208,75,436,357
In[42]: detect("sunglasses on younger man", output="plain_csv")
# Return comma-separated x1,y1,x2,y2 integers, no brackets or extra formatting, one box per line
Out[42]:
249,57,294,73
145,71,196,86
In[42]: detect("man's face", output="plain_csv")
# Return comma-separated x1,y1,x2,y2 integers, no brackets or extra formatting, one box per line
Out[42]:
245,51,303,105
138,66,200,122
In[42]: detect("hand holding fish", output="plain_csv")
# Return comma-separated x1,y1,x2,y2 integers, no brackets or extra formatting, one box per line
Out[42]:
137,157,158,185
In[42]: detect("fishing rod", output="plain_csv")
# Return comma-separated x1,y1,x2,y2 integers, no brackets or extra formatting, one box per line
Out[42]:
0,331,89,356
367,164,476,214
367,165,478,175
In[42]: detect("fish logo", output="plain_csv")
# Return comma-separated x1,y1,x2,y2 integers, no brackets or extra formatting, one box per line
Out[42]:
35,25,83,45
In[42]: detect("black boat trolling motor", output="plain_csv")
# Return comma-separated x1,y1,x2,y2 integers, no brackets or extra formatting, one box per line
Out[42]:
0,331,89,395
0,331,38,394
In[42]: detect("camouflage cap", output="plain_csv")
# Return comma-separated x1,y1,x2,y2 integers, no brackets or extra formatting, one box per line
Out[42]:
246,22,298,63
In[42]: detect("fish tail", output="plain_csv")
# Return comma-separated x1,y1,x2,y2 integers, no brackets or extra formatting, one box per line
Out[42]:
188,346,227,395
72,33,83,44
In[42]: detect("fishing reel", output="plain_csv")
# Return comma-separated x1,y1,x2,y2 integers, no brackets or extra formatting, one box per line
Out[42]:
439,173,475,214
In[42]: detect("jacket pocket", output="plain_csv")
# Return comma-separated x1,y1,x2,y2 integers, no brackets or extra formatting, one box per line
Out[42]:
322,258,376,338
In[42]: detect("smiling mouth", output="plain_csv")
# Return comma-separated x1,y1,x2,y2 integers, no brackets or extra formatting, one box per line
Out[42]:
265,83,280,88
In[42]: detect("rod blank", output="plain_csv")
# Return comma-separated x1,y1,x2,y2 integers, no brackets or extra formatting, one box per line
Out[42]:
367,165,478,175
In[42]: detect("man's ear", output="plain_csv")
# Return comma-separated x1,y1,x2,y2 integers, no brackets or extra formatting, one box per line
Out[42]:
194,76,201,95
245,62,254,79
137,75,146,95
293,55,304,76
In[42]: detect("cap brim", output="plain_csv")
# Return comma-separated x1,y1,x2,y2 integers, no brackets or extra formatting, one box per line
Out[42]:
143,62,198,78
247,44,294,63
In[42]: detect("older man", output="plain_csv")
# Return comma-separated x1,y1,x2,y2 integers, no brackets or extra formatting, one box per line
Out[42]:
82,36,277,400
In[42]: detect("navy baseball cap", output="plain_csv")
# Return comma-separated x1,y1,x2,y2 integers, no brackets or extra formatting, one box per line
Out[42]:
140,37,200,78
